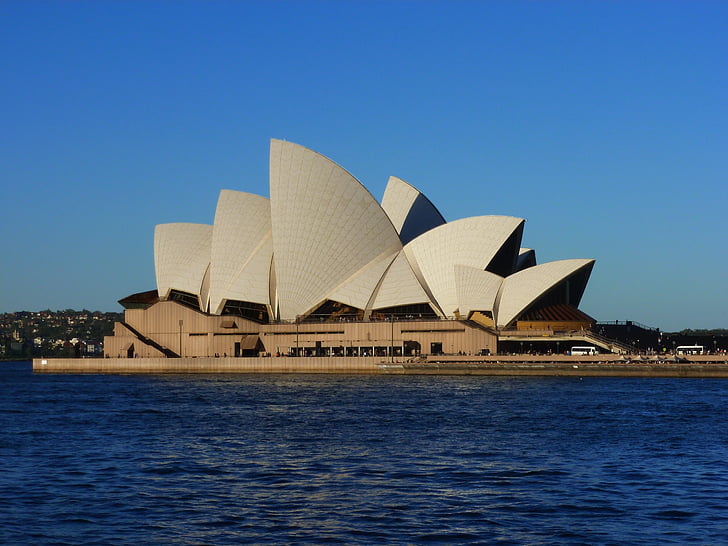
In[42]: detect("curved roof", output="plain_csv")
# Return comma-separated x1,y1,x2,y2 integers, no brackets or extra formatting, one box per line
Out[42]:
154,223,212,309
495,259,595,328
454,265,503,318
149,139,596,325
380,176,446,244
328,249,400,311
370,250,434,311
269,139,403,320
404,216,524,317
209,190,272,314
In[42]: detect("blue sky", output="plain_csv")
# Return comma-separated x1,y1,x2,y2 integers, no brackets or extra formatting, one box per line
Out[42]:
1,1,726,332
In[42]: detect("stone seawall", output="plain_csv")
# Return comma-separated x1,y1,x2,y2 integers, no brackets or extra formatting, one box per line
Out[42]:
33,356,383,374
33,355,728,377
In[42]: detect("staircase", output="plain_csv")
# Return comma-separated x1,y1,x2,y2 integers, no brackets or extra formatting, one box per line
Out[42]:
121,322,179,358
579,331,634,354
497,328,634,354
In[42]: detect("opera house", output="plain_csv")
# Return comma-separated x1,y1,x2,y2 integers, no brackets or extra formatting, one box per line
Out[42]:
104,140,595,359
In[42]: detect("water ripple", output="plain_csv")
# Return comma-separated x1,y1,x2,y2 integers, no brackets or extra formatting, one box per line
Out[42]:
2,363,728,544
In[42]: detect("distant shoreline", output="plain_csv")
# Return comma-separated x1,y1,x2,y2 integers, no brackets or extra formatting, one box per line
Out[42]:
31,355,728,377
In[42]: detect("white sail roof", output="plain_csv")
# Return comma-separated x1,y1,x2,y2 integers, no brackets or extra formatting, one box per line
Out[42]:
209,190,272,315
328,249,400,311
381,176,445,244
454,265,503,318
370,250,434,311
269,139,403,320
404,216,524,317
150,139,595,326
154,223,212,310
496,259,595,328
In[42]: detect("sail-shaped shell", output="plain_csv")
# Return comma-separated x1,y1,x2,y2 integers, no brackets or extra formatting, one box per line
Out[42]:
209,190,272,315
496,259,595,328
154,223,212,310
370,250,434,311
404,216,524,317
149,140,595,329
454,265,503,318
269,139,403,320
381,176,446,244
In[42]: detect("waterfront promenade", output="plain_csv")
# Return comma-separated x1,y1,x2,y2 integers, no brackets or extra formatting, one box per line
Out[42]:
33,354,728,377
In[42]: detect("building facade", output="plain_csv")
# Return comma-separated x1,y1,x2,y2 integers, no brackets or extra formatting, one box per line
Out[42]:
104,140,595,358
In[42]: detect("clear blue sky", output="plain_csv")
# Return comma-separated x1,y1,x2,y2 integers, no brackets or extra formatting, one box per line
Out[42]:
1,1,726,332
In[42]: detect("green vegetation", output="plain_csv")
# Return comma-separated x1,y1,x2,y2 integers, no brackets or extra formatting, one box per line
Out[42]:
0,310,122,359
678,329,728,336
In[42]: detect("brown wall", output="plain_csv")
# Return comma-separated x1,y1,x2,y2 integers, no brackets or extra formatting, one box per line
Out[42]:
104,301,497,358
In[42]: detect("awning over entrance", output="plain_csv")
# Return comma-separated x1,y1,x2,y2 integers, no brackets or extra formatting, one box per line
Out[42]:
241,335,261,350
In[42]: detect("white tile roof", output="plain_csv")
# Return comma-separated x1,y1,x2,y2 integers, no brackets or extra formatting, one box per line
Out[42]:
404,216,524,317
154,223,212,310
381,176,446,244
151,140,595,326
496,259,595,328
454,265,503,318
370,250,434,311
209,190,272,314
269,139,402,320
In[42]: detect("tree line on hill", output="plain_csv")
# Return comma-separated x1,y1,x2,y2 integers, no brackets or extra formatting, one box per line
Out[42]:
0,310,122,359
678,329,728,336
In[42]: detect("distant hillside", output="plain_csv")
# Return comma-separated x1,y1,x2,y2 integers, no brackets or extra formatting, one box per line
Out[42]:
0,310,123,359
678,329,728,336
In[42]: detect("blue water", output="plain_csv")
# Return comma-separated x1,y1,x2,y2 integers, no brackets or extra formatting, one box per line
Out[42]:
2,361,728,544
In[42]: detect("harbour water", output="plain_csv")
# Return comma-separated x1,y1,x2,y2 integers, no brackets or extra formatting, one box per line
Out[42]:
2,360,727,544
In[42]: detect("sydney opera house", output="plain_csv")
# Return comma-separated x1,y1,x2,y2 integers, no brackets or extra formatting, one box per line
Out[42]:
104,140,595,359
